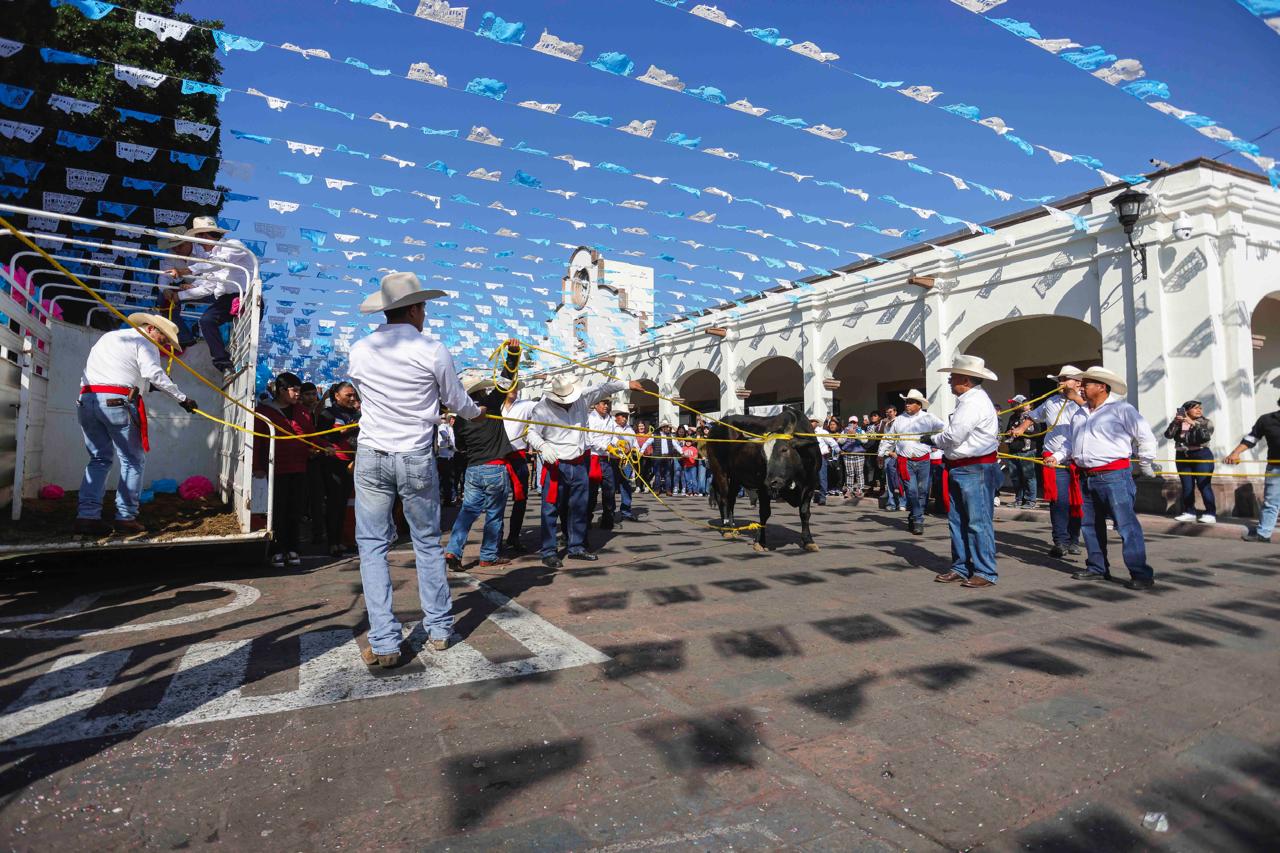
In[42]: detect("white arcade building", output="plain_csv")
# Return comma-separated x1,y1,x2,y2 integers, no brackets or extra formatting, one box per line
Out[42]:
523,159,1280,515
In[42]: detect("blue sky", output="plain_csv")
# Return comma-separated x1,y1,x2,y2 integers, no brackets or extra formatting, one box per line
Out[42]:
161,0,1280,373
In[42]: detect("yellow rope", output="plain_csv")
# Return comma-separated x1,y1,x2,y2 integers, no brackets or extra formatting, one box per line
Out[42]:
604,443,761,534
999,452,1280,477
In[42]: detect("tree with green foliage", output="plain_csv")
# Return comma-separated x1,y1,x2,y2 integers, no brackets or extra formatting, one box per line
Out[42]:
1,0,226,244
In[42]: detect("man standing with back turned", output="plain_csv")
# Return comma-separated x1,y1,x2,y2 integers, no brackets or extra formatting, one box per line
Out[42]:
923,355,1002,588
348,272,484,667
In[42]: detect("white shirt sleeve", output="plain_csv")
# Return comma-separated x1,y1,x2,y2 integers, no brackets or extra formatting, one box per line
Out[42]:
136,339,187,402
1131,407,1158,463
433,345,480,420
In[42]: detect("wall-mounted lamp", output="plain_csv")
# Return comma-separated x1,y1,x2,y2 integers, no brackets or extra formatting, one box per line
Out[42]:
1110,188,1149,280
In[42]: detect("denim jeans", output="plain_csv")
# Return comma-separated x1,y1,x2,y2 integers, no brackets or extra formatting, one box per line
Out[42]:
198,292,236,362
447,464,509,562
354,446,452,653
818,457,829,497
541,456,589,557
586,453,616,523
1258,465,1280,538
903,456,932,525
947,462,1000,582
77,392,145,521
1009,459,1038,505
1048,467,1082,547
615,460,634,515
1080,468,1153,581
682,465,697,494
1176,448,1216,515
884,457,903,509
653,458,675,493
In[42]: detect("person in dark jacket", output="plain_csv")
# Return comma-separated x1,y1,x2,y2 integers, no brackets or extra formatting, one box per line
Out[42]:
1004,396,1039,508
1166,400,1216,523
314,381,360,557
444,341,522,570
253,371,324,569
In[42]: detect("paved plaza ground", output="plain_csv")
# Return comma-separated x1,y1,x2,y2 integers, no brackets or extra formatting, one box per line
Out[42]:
1,495,1278,850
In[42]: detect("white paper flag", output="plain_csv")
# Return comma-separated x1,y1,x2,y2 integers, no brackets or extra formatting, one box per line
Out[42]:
0,38,23,58
269,200,301,214
65,168,108,192
116,142,157,163
135,11,193,42
49,94,97,115
182,186,222,206
174,118,216,141
324,178,355,190
286,140,324,157
114,64,167,89
43,192,85,214
0,120,42,143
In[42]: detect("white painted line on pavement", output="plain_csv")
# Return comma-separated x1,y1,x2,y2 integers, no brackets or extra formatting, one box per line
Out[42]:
0,583,260,639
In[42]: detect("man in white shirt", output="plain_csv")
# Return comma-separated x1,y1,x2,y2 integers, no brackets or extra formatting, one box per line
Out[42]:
923,355,1001,587
502,388,539,554
1011,365,1085,558
586,398,621,530
887,389,946,536
810,417,835,505
347,273,483,665
1050,366,1158,590
526,374,644,568
878,405,905,510
613,409,639,521
164,217,257,372
76,313,198,536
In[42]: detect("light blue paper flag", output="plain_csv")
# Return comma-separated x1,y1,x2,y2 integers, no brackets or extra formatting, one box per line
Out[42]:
686,85,727,104
745,27,793,47
52,0,116,20
465,77,507,100
986,17,1040,39
212,31,265,54
170,151,206,170
572,111,612,127
181,80,229,101
476,12,526,44
588,51,635,76
40,47,97,65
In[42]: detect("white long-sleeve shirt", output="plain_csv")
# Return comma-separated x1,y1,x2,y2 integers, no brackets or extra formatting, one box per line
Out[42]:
886,410,946,458
526,380,627,462
503,398,538,451
436,423,455,459
1053,394,1157,468
933,388,999,460
178,239,257,302
81,327,187,403
348,324,479,453
586,410,617,453
813,427,838,458
1025,394,1080,458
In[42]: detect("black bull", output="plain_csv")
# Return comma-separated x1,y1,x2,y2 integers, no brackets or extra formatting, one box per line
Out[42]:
706,406,822,552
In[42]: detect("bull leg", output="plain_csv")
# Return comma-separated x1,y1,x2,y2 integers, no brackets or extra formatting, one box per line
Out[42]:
753,490,771,552
720,478,740,538
800,487,819,552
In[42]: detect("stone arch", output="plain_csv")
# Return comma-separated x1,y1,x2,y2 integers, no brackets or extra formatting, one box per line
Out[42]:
1252,291,1280,398
743,355,804,413
958,314,1103,406
675,368,721,425
829,340,927,418
632,378,660,424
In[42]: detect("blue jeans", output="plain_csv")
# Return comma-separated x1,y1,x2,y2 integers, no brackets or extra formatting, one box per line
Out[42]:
77,392,145,521
587,453,616,523
199,292,236,362
1177,448,1216,515
1048,467,1082,547
903,456,932,525
1080,468,1153,581
541,456,589,557
947,462,1000,582
884,457,903,509
653,458,675,493
1009,459,1038,505
682,465,697,494
1258,465,1280,537
446,464,509,562
353,446,452,653
615,460,634,515
817,458,829,498
695,459,708,494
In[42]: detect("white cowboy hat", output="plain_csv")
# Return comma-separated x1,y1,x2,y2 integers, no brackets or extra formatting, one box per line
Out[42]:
1078,365,1127,396
464,376,495,395
185,215,227,237
545,375,582,405
157,226,188,249
1048,364,1084,381
899,388,929,409
359,271,446,315
938,354,998,382
128,312,182,348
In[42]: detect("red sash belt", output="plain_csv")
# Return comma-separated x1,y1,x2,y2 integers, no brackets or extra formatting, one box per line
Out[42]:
498,450,527,501
81,384,149,452
539,453,587,503
944,451,997,470
895,455,908,492
588,452,604,484
1084,459,1131,474
1041,452,1084,518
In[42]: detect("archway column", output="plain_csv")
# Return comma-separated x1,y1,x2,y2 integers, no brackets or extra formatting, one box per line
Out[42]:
717,328,742,416
922,287,952,415
801,303,828,418
657,343,678,425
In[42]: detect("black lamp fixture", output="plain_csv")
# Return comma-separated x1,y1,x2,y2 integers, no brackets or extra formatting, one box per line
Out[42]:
1110,188,1149,280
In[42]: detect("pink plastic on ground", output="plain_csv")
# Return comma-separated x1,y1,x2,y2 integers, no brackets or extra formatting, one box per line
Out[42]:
178,475,215,501
38,484,65,500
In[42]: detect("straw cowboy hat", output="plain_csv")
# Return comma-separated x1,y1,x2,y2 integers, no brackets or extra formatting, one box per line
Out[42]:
545,375,582,405
128,312,182,349
157,226,188,249
185,216,227,238
899,388,929,409
938,354,998,382
1048,364,1084,381
464,376,495,395
359,271,446,315
1078,365,1127,396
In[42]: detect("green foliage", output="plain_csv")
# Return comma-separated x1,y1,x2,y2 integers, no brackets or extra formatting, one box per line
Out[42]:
0,0,227,233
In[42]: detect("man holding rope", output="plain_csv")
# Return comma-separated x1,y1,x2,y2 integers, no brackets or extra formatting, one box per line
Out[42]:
161,216,257,373
74,313,199,536
347,273,484,666
527,374,646,568
885,389,946,536
1011,365,1084,559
